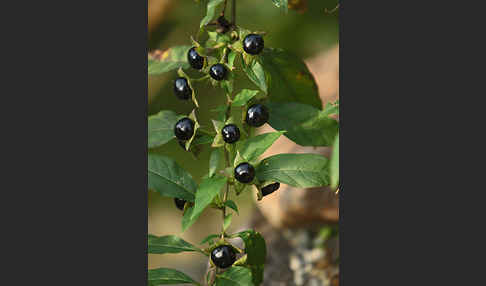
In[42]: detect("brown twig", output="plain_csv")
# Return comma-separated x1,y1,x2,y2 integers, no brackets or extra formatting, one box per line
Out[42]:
221,0,228,16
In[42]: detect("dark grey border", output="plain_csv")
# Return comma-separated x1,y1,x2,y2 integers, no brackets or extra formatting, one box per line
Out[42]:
3,0,149,284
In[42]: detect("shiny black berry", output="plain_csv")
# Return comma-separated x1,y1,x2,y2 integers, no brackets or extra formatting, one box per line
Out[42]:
173,77,192,100
243,34,264,55
174,198,186,210
174,117,195,141
246,104,269,127
187,47,204,70
221,124,240,144
209,64,227,81
261,182,280,197
211,245,236,269
234,162,255,184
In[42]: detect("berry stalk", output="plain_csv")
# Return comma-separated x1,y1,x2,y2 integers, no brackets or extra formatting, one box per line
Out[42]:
221,103,231,238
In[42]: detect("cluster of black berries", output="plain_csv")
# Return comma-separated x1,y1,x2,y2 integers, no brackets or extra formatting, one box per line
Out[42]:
173,47,227,102
173,34,264,101
172,33,278,212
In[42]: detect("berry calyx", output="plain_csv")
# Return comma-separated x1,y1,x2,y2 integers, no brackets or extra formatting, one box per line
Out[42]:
178,140,187,150
173,77,192,100
174,117,195,141
234,162,255,184
261,182,280,197
209,64,227,81
245,104,269,127
187,47,204,70
217,16,231,30
174,198,186,210
211,245,236,269
221,124,240,144
243,34,264,55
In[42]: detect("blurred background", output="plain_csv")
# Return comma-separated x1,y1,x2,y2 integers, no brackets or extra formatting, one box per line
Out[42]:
148,0,339,284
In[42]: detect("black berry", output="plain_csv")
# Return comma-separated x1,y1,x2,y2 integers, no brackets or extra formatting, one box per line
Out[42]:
243,34,264,55
261,182,280,197
234,162,255,184
246,104,269,127
209,64,227,81
174,117,195,141
211,245,236,269
174,198,186,210
221,124,240,144
173,77,192,100
187,47,204,70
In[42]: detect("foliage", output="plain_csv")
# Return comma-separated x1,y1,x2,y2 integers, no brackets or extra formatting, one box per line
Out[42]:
147,0,339,285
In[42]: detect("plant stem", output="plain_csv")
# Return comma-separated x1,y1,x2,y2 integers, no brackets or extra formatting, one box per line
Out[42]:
221,144,230,238
206,268,215,286
192,75,210,82
222,0,228,16
231,0,236,25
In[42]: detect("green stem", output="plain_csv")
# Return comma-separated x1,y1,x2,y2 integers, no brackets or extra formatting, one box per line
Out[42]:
221,144,231,238
192,75,210,82
220,47,229,63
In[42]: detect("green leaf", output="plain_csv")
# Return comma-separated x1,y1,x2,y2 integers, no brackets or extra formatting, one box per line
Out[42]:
267,102,338,146
214,266,253,286
330,133,339,189
232,150,246,168
256,153,330,188
221,79,234,95
211,119,226,147
185,109,201,150
181,205,202,232
223,213,233,231
212,133,225,148
148,154,196,202
231,231,267,284
249,265,264,286
323,99,339,117
192,134,215,146
200,234,220,245
237,132,284,162
234,180,250,196
200,0,225,28
207,31,231,45
224,200,239,214
212,119,225,133
191,176,227,220
271,0,288,13
209,148,223,178
148,46,191,75
212,105,228,122
228,50,237,69
231,89,259,107
148,268,200,285
148,235,199,254
259,48,321,109
234,230,267,266
148,110,179,148
178,68,200,108
241,55,268,94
